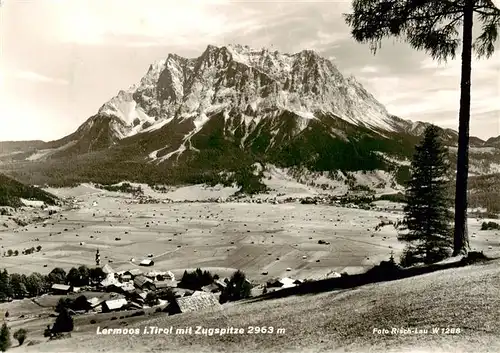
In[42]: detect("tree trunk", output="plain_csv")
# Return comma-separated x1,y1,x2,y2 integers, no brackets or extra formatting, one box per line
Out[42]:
453,0,474,256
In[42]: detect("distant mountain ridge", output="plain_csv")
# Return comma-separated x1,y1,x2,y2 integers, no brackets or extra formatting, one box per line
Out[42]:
0,44,499,195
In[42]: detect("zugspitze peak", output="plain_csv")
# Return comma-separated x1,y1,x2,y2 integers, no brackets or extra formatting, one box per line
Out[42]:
95,44,397,142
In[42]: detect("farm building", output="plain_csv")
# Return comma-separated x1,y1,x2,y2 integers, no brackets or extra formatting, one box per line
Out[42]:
50,284,73,294
139,259,154,267
165,271,175,281
326,272,342,279
127,302,143,310
87,297,104,310
144,270,175,281
267,277,302,289
214,279,227,290
201,283,221,293
124,269,143,278
120,274,132,282
102,264,115,275
192,290,209,297
120,281,135,293
172,288,194,298
101,298,128,313
134,275,156,290
100,274,121,288
155,280,179,290
168,291,222,315
279,278,301,288
127,290,147,304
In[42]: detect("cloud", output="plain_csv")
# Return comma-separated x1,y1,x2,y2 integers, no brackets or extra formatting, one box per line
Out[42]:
48,0,258,47
11,71,69,85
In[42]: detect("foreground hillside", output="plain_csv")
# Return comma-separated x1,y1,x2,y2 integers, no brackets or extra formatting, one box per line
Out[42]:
14,260,500,353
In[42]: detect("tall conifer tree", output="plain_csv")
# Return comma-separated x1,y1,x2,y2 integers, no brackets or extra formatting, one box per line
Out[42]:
400,125,453,265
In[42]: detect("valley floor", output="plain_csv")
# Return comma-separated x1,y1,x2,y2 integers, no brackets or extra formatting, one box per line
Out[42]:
1,186,499,353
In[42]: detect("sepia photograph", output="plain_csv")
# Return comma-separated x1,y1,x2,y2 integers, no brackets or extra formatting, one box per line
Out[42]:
0,0,499,352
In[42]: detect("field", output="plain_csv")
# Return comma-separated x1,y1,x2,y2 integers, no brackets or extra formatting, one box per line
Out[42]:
1,185,499,281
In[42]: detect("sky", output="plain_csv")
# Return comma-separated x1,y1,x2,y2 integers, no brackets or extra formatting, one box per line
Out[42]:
0,0,499,141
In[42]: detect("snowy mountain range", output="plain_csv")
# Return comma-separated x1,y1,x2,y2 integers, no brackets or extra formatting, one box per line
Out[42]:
1,44,499,193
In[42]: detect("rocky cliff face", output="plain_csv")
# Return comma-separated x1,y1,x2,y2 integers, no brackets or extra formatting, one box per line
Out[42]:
68,44,412,150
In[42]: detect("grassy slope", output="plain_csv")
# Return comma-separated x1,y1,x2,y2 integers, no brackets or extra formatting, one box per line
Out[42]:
0,174,58,207
19,261,500,353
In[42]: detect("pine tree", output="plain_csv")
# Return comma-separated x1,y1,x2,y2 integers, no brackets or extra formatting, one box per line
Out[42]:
51,308,74,334
0,272,7,302
400,125,453,266
220,270,252,303
0,322,11,352
0,270,12,301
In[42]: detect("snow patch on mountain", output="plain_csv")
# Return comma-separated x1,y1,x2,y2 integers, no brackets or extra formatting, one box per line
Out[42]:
26,141,78,161
373,151,411,167
160,143,187,162
98,90,156,138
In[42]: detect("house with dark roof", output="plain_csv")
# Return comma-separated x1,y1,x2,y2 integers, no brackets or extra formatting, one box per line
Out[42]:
133,275,156,290
126,289,147,304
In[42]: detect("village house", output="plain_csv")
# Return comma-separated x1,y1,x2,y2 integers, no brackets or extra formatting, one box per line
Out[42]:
213,279,227,290
201,283,221,293
100,273,121,288
139,259,154,267
50,284,73,294
267,277,303,289
102,264,115,275
144,270,175,281
120,274,132,282
172,288,194,298
134,275,156,291
101,298,128,313
124,269,143,278
120,281,135,293
155,280,179,290
126,301,143,310
87,297,105,312
126,289,147,304
167,291,222,315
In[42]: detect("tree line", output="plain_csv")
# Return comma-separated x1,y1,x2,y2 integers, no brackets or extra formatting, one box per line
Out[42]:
0,266,106,301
